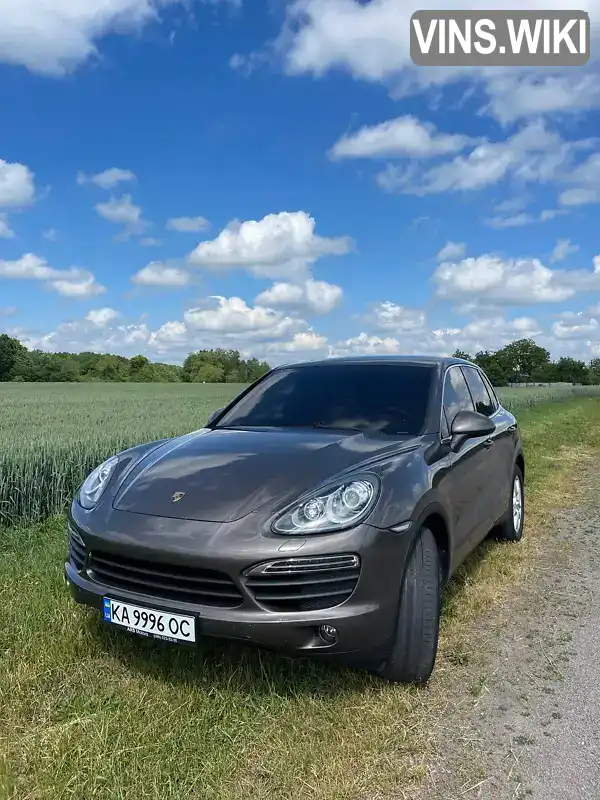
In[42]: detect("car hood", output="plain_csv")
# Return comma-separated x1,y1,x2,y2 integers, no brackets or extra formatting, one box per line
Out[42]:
112,427,420,522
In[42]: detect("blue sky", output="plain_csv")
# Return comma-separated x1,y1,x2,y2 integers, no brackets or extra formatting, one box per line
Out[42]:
2,0,600,364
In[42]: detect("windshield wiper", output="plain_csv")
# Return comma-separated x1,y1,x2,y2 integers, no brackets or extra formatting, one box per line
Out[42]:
311,422,366,434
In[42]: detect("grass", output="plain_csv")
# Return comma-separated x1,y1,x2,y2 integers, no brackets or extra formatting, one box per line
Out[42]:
1,392,600,799
1,381,599,526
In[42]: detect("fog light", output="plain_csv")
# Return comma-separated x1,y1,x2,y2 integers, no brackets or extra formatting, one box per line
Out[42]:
319,624,338,644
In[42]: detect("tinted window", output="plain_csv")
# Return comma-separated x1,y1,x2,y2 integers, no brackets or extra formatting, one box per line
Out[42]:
216,364,434,435
462,367,495,416
443,367,474,427
480,371,499,410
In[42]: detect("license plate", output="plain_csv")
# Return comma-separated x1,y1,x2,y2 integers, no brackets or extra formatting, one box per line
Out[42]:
103,598,196,644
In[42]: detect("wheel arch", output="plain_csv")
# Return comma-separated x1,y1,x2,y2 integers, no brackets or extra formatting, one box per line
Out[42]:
515,451,525,482
411,502,452,585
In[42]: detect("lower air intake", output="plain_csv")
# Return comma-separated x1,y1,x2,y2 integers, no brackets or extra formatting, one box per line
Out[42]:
68,527,86,572
244,554,360,612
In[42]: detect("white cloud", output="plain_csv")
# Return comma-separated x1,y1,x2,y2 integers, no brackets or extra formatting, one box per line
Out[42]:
329,115,473,160
367,301,426,333
558,153,600,206
494,197,528,214
550,238,579,263
540,209,567,222
0,159,35,207
131,261,190,286
336,332,400,355
86,307,121,326
275,0,600,123
139,237,162,247
559,188,599,206
437,241,466,261
166,216,211,232
0,253,57,281
0,0,194,76
77,167,136,189
378,120,593,196
255,278,343,314
95,193,148,238
188,211,352,280
147,296,315,358
485,213,536,229
433,254,588,305
0,253,105,297
0,305,17,316
552,314,599,340
25,318,152,355
47,274,105,297
483,73,600,125
184,296,299,336
150,320,188,347
268,330,328,353
487,207,570,228
0,213,14,238
43,228,60,241
334,315,541,360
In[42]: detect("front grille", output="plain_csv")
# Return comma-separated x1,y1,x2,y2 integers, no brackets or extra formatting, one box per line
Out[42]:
244,554,360,612
68,527,86,571
88,550,243,608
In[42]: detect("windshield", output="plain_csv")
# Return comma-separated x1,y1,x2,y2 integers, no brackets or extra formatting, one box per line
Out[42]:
215,363,434,436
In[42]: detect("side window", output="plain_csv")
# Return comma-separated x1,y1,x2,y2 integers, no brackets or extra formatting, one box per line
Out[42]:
443,367,475,431
480,371,499,410
462,367,495,416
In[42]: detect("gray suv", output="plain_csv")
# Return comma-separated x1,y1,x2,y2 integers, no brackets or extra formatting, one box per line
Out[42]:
65,355,524,684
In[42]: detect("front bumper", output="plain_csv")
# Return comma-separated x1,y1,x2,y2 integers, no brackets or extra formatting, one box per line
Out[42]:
65,511,415,658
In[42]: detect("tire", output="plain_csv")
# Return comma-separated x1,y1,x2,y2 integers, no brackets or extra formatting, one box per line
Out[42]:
376,527,441,684
496,465,525,542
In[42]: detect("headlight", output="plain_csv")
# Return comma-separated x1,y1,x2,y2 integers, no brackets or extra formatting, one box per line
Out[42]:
273,479,378,535
78,455,119,509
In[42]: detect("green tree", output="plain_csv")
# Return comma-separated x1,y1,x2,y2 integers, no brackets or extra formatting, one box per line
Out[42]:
0,334,29,381
495,338,551,382
246,357,271,382
473,351,509,386
195,363,226,383
452,349,472,361
553,357,589,384
589,358,600,385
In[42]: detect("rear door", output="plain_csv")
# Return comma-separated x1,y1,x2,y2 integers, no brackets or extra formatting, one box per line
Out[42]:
462,366,516,524
441,366,491,562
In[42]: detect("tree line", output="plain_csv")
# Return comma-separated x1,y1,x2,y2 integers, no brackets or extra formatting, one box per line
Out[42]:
0,334,271,384
1,332,599,386
452,338,600,385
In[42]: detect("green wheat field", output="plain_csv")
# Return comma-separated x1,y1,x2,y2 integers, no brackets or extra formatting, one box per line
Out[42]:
1,381,599,527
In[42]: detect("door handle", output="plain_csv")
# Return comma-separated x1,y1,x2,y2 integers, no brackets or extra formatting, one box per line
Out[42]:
483,438,493,449
507,425,517,432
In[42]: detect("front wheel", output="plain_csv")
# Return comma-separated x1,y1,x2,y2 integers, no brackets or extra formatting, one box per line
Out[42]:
377,526,441,684
496,465,525,542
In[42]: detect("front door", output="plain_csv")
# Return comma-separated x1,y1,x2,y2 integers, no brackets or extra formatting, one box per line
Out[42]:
441,366,492,564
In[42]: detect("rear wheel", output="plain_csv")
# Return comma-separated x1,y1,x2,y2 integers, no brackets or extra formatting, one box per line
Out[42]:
496,465,524,542
377,526,441,684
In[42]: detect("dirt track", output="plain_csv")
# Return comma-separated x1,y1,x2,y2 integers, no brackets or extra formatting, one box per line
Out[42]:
420,461,600,799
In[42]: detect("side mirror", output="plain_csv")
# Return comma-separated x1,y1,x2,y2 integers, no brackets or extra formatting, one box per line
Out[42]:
207,407,224,425
450,410,495,453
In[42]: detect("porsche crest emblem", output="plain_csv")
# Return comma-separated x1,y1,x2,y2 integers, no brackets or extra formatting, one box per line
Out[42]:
172,492,186,503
